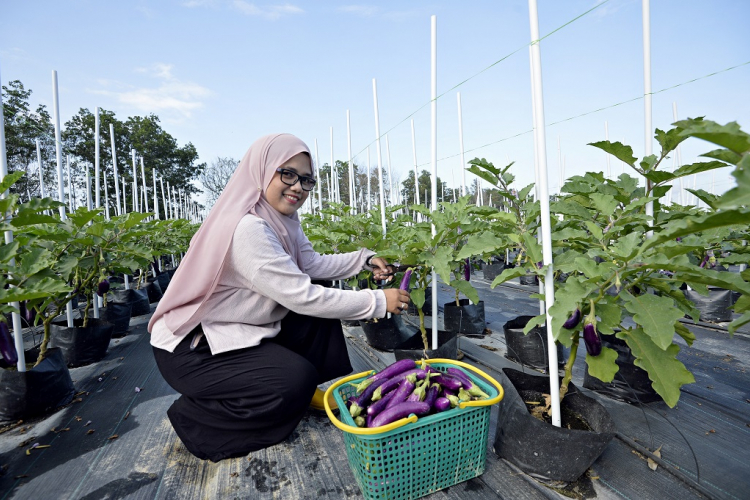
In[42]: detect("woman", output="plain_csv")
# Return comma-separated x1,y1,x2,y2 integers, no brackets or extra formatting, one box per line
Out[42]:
149,133,410,462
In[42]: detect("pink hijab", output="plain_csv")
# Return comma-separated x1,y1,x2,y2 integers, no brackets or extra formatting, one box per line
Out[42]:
148,133,312,337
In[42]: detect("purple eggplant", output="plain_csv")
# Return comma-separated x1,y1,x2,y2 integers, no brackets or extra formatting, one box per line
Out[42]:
400,268,413,291
372,368,427,400
0,321,18,365
384,377,417,410
434,397,451,412
583,321,602,356
432,373,463,392
423,383,441,408
370,401,431,428
20,302,36,326
96,279,110,297
367,388,399,418
351,358,416,393
563,308,581,329
349,377,389,417
406,379,429,402
446,367,489,399
464,259,471,281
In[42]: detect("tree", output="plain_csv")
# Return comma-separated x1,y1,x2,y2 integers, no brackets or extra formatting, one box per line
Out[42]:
1,80,55,200
400,169,447,208
200,157,239,206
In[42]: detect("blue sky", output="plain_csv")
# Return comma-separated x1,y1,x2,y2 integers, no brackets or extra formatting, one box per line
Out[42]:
2,0,749,206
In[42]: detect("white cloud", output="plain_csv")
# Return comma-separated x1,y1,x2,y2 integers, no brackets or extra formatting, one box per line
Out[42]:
91,64,211,121
231,1,304,19
182,0,219,7
338,5,378,17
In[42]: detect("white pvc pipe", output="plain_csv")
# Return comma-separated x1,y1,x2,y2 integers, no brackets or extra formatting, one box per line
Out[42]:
35,139,46,199
85,166,92,210
330,127,336,204
103,170,110,219
673,103,684,205
122,175,127,215
457,92,467,197
372,79,387,235
51,71,75,328
0,64,27,371
386,134,394,206
131,149,138,212
430,15,438,348
94,107,101,208
367,146,372,212
411,120,420,207
530,46,544,318
528,0,560,427
109,124,122,216
604,121,611,179
643,0,653,232
347,110,355,210
140,157,149,213
153,169,159,219
314,139,322,214
66,156,74,211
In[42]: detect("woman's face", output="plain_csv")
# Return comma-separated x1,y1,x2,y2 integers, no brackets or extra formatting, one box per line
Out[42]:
264,152,313,216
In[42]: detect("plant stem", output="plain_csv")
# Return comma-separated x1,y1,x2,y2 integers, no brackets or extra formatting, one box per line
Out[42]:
559,334,579,402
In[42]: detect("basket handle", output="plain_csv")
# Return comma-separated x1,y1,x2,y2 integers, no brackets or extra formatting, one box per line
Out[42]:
324,370,421,435
423,358,504,408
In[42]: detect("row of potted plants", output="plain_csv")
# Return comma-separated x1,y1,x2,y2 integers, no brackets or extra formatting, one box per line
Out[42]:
0,172,198,423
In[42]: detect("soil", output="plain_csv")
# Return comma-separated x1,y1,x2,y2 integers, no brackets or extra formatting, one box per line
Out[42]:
519,389,593,431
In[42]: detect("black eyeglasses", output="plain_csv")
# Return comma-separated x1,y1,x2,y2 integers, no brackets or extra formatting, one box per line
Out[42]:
275,168,317,191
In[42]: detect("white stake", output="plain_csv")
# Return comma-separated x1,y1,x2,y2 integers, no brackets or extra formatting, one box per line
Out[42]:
347,110,355,210
457,92,467,197
604,121,611,179
35,139,46,200
430,15,438,346
330,127,337,204
367,146,372,212
314,139,322,214
103,170,110,219
528,0,560,427
109,124,122,216
1,64,27,370
411,120,420,206
85,166,92,210
131,149,138,212
160,176,167,220
153,169,160,219
386,134,394,206
140,157,149,213
66,156,74,211
643,0,653,234
51,70,74,327
372,79,387,234
122,175,127,215
94,107,101,208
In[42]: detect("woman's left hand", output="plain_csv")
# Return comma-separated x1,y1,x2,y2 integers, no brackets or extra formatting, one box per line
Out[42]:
370,257,394,282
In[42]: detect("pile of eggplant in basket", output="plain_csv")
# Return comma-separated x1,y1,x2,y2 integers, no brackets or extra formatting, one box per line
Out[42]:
347,359,490,428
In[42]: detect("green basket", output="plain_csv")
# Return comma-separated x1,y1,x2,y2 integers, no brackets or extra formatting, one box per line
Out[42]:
328,361,501,500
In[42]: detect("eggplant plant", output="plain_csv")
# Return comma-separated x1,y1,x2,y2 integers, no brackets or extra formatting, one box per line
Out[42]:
376,196,505,351
472,118,750,408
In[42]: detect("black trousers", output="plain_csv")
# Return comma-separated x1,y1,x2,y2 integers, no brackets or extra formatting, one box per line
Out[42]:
152,312,353,462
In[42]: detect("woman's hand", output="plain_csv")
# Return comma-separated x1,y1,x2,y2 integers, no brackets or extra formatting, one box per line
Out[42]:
383,288,410,315
370,256,394,282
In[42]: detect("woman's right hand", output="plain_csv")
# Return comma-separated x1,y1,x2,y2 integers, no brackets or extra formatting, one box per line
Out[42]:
383,288,410,315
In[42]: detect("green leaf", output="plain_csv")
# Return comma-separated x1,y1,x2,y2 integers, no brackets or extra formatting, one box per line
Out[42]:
574,257,601,279
585,346,619,383
428,246,454,285
672,160,729,180
675,118,750,155
18,247,55,277
685,189,719,210
589,141,637,167
449,279,480,305
610,231,641,260
411,288,425,309
11,212,59,227
584,221,603,240
674,321,696,346
655,127,689,154
0,241,20,263
522,314,546,334
0,171,24,194
0,277,72,304
595,300,621,335
641,209,750,254
551,201,591,220
620,328,695,408
621,292,683,350
589,193,619,216
490,267,527,288
701,148,742,165
639,154,657,173
456,232,505,259
716,155,750,210
728,312,750,335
